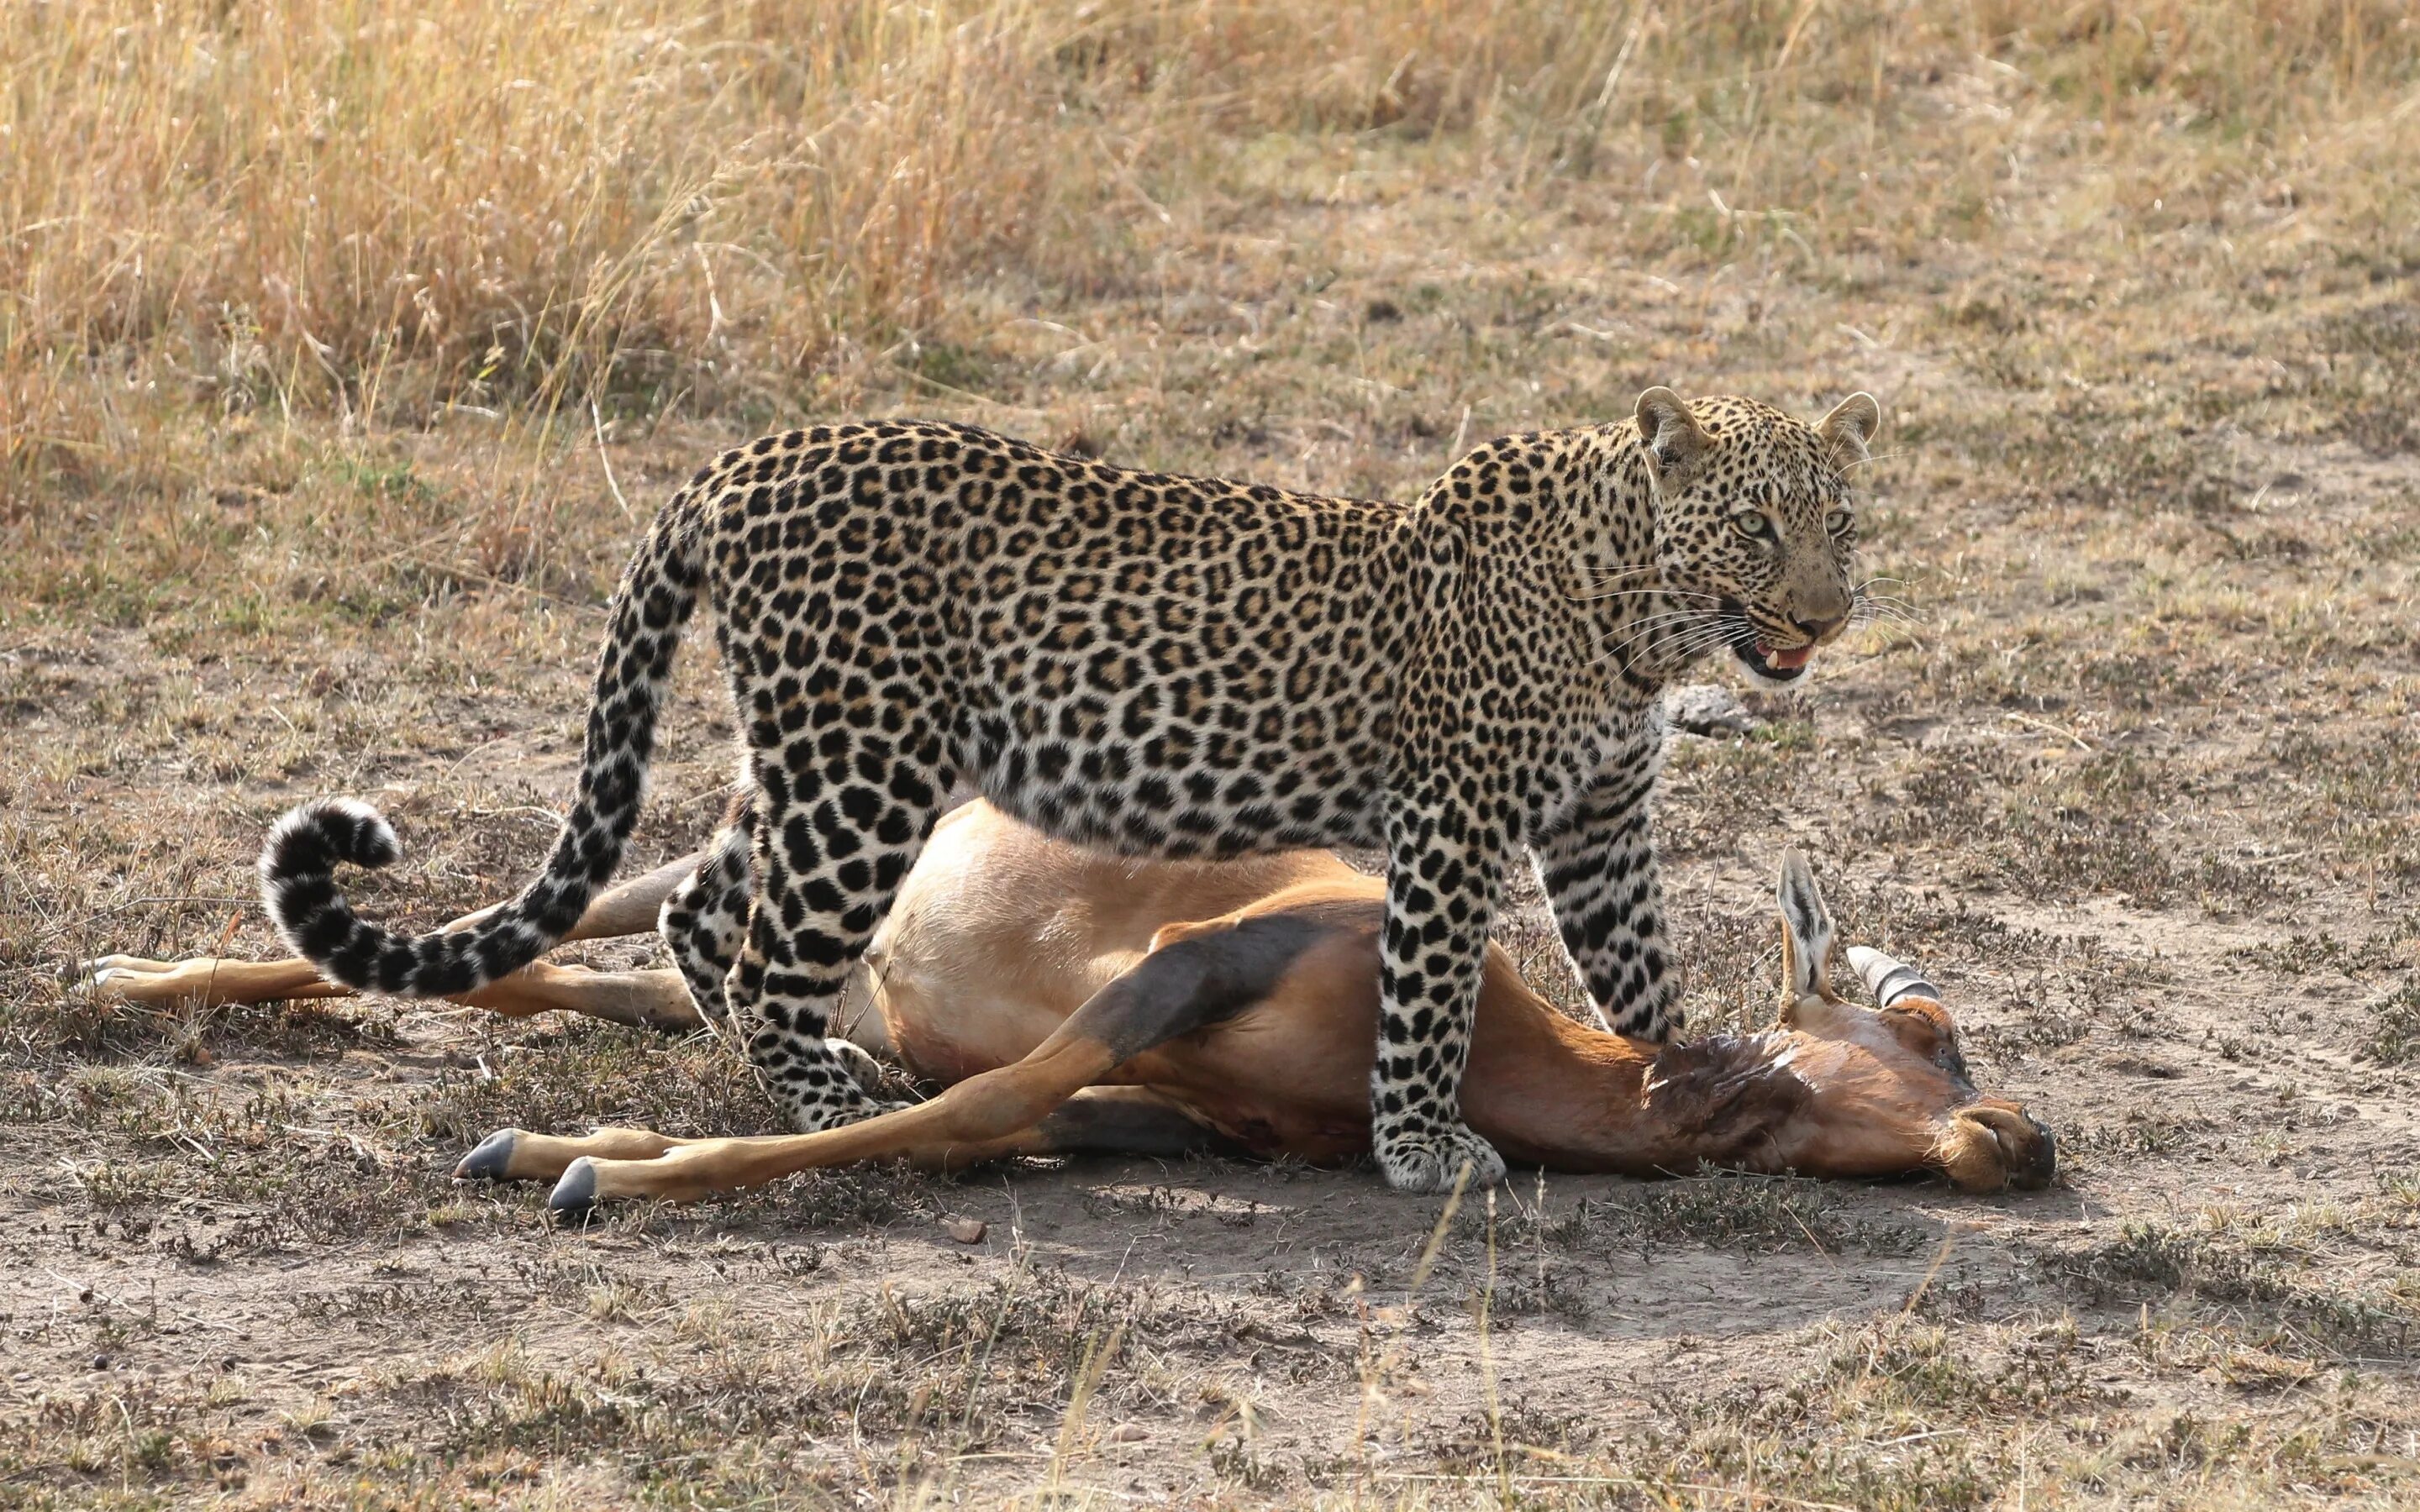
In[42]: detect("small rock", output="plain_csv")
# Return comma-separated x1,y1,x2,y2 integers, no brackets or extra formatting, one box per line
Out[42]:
941,1215,987,1245
1666,684,1755,737
1103,1422,1149,1443
89,1355,109,1372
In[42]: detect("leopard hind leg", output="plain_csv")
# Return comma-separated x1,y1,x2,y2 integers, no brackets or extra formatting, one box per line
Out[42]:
657,795,756,1038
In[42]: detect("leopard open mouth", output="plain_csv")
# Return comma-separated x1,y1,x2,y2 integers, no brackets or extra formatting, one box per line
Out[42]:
1722,600,1814,683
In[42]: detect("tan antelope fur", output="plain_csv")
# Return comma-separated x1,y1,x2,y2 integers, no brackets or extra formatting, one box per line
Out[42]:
87,801,2054,1210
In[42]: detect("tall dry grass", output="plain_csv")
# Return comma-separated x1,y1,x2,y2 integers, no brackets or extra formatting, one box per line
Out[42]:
3,0,2416,498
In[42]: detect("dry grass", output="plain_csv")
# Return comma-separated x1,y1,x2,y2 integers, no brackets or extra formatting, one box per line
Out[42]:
8,0,2416,495
5,1,2420,1507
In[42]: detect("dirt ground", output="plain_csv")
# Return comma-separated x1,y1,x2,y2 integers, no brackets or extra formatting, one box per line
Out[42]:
7,15,2420,1509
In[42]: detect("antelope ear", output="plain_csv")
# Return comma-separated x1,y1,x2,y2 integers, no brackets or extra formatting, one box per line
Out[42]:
1634,386,1710,486
1775,848,1834,1000
1817,392,1881,464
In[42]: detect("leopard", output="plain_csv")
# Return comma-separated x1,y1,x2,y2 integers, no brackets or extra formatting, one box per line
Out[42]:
259,386,1881,1194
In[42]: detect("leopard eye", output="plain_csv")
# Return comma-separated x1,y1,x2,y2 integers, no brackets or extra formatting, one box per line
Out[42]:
1729,510,1774,542
1825,507,1854,536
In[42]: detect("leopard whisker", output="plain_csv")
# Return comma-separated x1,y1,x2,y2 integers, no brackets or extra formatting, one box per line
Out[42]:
1574,561,1663,577
1851,596,1920,622
1594,612,1720,656
1597,612,1743,668
1569,564,1666,587
1613,632,1730,670
1593,613,1721,665
1594,606,1719,638
1662,623,1748,661
1568,587,1723,605
1844,605,1918,637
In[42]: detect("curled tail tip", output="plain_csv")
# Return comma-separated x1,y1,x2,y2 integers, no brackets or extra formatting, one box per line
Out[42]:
259,797,402,955
261,797,402,877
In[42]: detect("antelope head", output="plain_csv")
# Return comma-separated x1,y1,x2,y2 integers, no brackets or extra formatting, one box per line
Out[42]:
1769,850,2056,1192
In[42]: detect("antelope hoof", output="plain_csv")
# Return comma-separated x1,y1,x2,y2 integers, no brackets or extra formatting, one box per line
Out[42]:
453,1129,523,1182
549,1158,600,1215
73,958,173,1003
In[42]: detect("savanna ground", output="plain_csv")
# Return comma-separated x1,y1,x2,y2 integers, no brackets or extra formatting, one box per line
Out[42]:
4,2,2419,1506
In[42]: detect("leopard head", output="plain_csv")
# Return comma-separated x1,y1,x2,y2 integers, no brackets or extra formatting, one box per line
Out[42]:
1633,388,1880,686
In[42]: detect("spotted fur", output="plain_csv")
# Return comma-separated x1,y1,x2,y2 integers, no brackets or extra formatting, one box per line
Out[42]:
260,389,1879,1193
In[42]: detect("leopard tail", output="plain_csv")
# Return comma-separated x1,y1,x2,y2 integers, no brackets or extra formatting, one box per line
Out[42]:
258,491,708,995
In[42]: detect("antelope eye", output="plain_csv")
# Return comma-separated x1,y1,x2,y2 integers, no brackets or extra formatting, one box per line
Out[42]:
1729,510,1773,541
1825,507,1854,536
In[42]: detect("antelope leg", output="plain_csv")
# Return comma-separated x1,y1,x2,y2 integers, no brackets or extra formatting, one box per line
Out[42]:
77,848,711,1026
443,851,707,942
456,1089,1221,1188
80,956,355,1009
455,963,701,1030
456,1126,696,1183
541,911,1320,1209
548,1029,1132,1207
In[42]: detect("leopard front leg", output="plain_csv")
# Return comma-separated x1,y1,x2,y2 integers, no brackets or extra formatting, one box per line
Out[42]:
1529,723,1679,1042
724,759,950,1133
660,801,876,1088
659,805,886,1093
1370,792,1508,1193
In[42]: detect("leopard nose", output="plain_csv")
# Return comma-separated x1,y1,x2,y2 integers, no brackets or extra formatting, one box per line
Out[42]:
1792,613,1847,643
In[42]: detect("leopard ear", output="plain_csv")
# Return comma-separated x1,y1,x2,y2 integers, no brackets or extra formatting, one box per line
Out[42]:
1817,392,1881,465
1634,387,1709,487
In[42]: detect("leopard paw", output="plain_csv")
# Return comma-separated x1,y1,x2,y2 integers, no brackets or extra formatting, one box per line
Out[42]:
1373,1120,1507,1194
824,1036,888,1095
778,1065,909,1133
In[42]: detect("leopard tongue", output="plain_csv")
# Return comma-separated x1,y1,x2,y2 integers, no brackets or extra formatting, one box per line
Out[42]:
1761,643,1814,670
